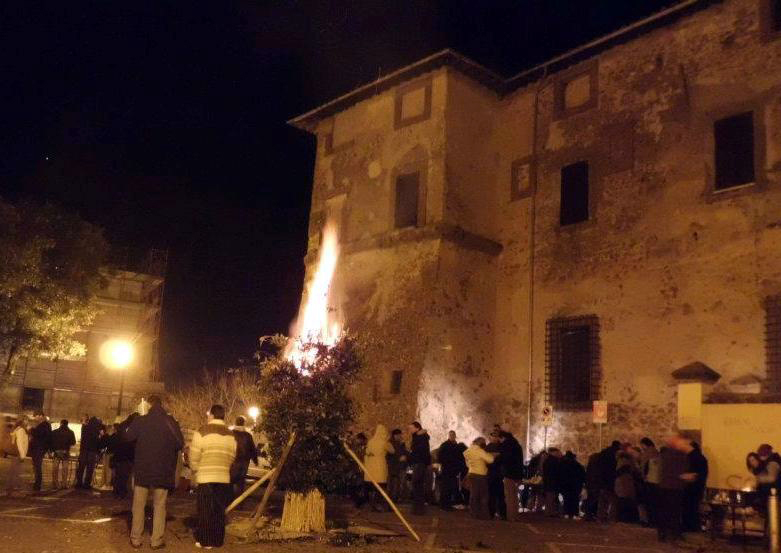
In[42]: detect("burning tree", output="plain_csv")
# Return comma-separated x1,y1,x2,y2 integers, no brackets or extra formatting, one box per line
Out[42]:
258,221,359,533
258,335,360,533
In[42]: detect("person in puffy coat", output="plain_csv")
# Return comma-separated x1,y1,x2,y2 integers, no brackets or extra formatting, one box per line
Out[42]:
363,424,394,511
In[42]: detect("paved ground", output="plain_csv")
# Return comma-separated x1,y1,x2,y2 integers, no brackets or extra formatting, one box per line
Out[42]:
0,458,758,552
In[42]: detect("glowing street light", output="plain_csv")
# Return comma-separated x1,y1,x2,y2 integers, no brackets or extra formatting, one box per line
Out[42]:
248,406,260,421
100,338,135,416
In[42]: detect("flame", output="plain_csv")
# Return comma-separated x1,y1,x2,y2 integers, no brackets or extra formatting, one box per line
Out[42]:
285,221,342,371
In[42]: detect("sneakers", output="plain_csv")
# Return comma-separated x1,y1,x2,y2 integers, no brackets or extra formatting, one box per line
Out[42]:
195,543,213,550
150,544,165,550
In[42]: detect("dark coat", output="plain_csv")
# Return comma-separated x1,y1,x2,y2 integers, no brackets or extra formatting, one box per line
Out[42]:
542,455,561,492
485,442,503,480
659,446,688,490
125,404,184,489
585,452,601,491
50,426,76,452
438,440,466,476
409,432,431,466
498,433,524,480
29,420,52,454
687,448,709,488
594,444,620,490
81,417,103,452
388,440,409,474
233,429,258,465
110,415,138,464
559,453,586,493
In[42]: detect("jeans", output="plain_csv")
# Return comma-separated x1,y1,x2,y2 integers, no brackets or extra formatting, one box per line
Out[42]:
439,473,459,509
544,490,560,516
113,460,132,498
387,468,407,502
411,464,427,515
503,478,521,520
31,449,46,491
75,449,99,488
657,488,684,542
468,474,490,519
131,485,169,547
52,450,70,489
598,489,617,522
488,476,506,519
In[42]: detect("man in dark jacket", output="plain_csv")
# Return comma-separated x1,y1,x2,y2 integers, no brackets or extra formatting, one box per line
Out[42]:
50,419,76,489
486,431,506,519
408,421,431,515
560,451,586,518
596,440,621,522
542,448,563,516
584,451,601,520
387,429,409,502
498,431,524,520
125,395,184,549
437,430,466,510
230,416,258,498
109,413,138,499
75,415,103,489
682,441,708,532
29,411,52,492
657,435,689,543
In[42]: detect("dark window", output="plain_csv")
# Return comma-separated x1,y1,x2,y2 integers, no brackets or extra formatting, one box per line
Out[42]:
21,387,45,411
546,316,601,410
390,370,403,395
766,296,781,393
395,172,420,229
773,0,781,32
560,161,589,226
714,112,754,190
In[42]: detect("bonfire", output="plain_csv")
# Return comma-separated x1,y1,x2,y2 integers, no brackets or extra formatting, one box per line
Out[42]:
258,221,359,533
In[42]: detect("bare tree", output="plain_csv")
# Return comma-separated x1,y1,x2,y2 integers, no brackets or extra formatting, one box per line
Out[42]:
166,369,262,432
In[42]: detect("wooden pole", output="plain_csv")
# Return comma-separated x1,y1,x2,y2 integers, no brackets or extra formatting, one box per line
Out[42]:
225,468,275,514
342,440,421,542
251,431,296,526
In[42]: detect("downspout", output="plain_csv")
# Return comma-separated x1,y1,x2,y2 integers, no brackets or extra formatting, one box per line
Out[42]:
525,67,549,456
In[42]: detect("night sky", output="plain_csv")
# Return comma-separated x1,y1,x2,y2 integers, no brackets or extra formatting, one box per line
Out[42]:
0,1,677,384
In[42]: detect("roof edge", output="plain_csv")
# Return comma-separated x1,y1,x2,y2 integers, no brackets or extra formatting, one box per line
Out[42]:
289,0,718,133
288,49,504,131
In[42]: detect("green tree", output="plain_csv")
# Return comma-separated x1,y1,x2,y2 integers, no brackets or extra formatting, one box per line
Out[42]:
0,199,109,383
259,334,361,532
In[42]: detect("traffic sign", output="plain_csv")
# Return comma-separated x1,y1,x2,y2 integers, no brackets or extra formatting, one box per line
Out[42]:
542,405,554,427
593,400,608,424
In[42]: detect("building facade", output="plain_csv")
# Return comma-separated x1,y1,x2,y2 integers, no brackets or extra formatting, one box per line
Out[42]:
0,259,166,423
291,0,781,453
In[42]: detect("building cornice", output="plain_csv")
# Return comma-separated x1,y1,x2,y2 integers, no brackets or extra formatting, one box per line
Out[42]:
289,0,719,132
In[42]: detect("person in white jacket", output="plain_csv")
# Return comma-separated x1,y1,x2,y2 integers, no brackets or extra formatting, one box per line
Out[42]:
5,418,29,496
363,424,394,511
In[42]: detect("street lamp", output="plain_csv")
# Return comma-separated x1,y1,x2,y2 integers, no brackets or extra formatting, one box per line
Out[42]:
248,406,260,422
100,338,135,416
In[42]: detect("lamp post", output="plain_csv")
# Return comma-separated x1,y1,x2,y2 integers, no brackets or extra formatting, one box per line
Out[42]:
100,338,135,417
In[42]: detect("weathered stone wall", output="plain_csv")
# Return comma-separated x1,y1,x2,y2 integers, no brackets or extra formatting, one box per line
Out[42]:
492,0,781,455
302,0,781,454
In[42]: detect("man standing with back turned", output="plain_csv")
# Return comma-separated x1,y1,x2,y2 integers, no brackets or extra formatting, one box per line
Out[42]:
190,404,237,549
126,395,184,549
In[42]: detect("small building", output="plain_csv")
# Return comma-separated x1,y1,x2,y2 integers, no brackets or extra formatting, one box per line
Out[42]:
290,0,781,454
0,251,166,423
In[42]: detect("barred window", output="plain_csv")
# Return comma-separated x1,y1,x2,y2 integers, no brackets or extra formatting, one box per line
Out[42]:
766,296,781,392
546,315,601,411
390,370,403,395
395,172,420,229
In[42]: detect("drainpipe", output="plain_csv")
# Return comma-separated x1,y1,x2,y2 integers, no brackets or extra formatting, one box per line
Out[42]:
525,67,548,457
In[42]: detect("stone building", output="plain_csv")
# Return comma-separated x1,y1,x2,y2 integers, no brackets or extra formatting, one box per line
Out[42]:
290,0,781,454
0,253,166,423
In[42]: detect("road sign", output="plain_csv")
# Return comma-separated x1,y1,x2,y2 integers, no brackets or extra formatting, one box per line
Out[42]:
542,405,554,427
593,400,608,424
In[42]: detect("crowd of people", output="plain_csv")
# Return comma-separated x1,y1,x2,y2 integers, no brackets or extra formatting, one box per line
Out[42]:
6,402,781,549
350,423,719,544
3,398,261,549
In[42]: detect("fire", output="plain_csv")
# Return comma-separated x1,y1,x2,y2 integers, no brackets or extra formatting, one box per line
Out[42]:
285,221,342,370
